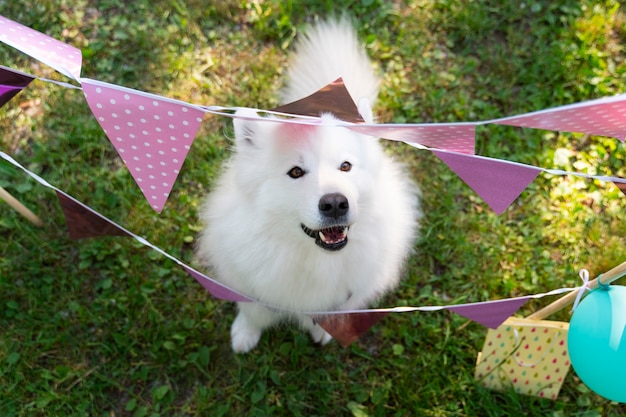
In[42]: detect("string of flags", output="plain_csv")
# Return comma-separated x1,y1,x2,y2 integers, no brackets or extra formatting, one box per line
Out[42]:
0,149,577,346
1,15,626,213
0,14,623,345
3,63,626,215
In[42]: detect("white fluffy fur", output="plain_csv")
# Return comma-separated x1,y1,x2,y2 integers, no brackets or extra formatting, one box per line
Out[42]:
280,18,380,109
197,18,420,353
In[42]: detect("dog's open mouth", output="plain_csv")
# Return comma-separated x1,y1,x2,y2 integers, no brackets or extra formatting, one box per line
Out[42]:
301,224,349,251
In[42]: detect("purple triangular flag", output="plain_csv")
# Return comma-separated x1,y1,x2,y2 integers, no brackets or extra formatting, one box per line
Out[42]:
0,65,34,87
272,78,363,123
447,297,528,329
494,95,626,141
0,15,82,80
82,79,205,212
0,84,22,107
183,266,253,303
433,150,541,214
0,66,34,108
313,311,389,347
349,123,476,154
56,190,130,239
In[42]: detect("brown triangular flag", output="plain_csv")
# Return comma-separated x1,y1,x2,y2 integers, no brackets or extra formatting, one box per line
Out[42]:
312,311,389,348
56,191,130,239
272,78,364,123
614,181,626,196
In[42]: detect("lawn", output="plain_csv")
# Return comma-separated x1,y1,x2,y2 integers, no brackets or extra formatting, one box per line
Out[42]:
1,0,626,416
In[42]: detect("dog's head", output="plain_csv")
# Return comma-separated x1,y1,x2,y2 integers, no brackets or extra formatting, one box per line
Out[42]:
230,109,383,252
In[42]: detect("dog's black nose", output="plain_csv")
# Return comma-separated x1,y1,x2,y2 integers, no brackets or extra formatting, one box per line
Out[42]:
319,193,349,219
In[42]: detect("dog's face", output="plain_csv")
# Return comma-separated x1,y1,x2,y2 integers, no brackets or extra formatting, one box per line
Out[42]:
231,111,382,252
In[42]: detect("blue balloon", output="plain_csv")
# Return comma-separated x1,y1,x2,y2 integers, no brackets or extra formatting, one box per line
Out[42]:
568,285,626,403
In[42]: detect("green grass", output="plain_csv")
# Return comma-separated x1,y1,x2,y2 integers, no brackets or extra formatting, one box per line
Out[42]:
2,0,626,415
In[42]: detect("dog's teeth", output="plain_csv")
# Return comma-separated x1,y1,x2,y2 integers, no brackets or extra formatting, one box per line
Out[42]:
319,230,327,242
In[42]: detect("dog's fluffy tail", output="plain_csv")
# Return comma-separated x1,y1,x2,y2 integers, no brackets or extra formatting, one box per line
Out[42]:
280,18,380,112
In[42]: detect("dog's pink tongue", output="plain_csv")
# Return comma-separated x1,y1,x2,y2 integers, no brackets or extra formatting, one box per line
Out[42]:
320,227,346,244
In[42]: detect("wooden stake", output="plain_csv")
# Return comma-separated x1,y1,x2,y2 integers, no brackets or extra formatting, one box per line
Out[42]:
0,185,44,227
527,260,626,321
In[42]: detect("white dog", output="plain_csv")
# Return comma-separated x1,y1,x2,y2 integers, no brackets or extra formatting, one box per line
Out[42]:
197,18,420,353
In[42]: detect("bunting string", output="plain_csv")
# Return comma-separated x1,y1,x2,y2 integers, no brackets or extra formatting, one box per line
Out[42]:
0,149,580,345
3,66,626,214
1,13,626,213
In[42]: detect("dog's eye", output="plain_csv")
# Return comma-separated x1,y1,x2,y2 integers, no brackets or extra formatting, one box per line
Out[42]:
339,161,352,172
287,166,305,179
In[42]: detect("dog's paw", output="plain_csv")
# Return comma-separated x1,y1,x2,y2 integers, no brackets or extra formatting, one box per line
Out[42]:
231,314,262,354
309,325,333,346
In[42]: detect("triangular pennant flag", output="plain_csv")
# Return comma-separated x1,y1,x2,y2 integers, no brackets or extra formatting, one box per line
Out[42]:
0,65,35,87
0,66,34,108
183,266,253,303
0,84,22,108
494,95,626,141
0,15,82,80
81,79,205,212
313,311,389,348
447,297,529,329
348,123,476,154
55,190,130,239
613,180,626,196
272,78,364,123
433,150,541,215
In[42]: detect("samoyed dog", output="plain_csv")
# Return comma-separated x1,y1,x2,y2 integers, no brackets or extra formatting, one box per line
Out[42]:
197,18,420,353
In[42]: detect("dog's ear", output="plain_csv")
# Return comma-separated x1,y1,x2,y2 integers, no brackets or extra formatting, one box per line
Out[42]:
233,109,260,148
356,97,375,124
233,119,257,148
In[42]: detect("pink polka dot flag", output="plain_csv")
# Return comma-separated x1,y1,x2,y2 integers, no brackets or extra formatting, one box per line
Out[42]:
348,123,476,154
82,78,205,212
494,95,626,141
0,15,82,80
